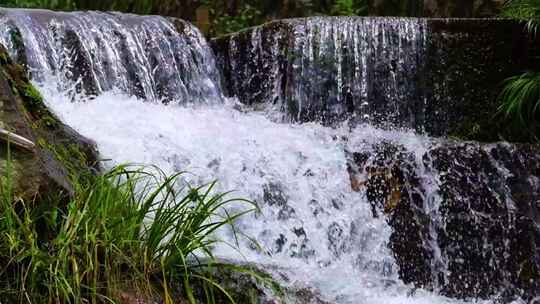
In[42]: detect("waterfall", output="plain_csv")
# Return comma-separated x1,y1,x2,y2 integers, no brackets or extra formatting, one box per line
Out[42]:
0,8,223,103
1,8,538,304
215,17,427,127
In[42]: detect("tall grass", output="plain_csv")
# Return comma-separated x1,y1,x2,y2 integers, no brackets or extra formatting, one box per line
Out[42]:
0,147,256,303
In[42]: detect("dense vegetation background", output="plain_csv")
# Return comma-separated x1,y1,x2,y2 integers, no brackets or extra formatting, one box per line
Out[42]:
0,0,368,36
0,0,508,36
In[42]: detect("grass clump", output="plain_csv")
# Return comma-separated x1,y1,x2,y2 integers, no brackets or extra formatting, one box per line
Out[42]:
0,147,256,303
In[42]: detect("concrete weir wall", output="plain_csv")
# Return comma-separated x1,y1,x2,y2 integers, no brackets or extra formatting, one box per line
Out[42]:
211,17,540,139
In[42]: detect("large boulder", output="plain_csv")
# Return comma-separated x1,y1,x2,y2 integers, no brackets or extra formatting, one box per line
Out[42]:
0,44,98,202
347,140,540,300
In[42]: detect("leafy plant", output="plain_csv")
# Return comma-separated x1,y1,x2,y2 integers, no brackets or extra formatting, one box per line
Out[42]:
501,0,540,34
0,153,257,303
210,4,262,37
497,0,540,140
497,72,540,139
331,0,367,16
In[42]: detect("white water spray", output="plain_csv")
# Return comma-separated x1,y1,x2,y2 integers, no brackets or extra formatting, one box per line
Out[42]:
1,8,533,303
36,81,517,304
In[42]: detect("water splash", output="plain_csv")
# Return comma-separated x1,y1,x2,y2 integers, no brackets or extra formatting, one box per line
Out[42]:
36,82,531,304
33,83,456,303
2,9,537,303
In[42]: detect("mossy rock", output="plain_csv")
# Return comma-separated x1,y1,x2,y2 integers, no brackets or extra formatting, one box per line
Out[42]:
0,43,98,202
185,261,330,304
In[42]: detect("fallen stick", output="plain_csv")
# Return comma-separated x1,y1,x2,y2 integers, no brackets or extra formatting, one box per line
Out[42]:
0,128,36,151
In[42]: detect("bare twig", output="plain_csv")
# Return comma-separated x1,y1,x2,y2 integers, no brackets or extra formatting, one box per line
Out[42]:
0,128,35,151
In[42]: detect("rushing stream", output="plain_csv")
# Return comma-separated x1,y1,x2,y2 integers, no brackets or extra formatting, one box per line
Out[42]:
35,85,498,304
1,8,538,304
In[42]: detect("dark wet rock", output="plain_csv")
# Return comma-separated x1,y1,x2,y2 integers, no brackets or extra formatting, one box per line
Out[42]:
429,143,540,299
212,20,292,107
303,169,315,177
213,17,428,126
309,199,326,216
289,236,315,259
278,205,296,220
0,23,27,70
207,158,220,169
347,143,434,288
117,262,331,304
330,198,344,210
0,44,98,201
212,18,539,140
190,261,331,304
59,28,99,96
347,140,540,300
263,182,289,206
275,234,287,253
327,222,347,257
290,287,331,304
425,19,540,142
293,227,307,238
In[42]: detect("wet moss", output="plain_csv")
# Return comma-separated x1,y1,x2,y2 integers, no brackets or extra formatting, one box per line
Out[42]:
17,83,59,129
0,52,9,65
37,138,93,183
2,59,60,131
190,263,286,304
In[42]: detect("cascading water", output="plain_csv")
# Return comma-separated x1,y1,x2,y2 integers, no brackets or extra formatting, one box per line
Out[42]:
0,8,223,103
1,8,538,304
217,17,428,127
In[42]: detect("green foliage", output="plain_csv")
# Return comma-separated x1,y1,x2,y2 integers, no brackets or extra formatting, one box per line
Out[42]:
0,156,257,303
331,0,367,16
501,0,540,34
497,72,540,140
498,0,540,141
20,82,42,105
210,4,262,37
1,0,76,10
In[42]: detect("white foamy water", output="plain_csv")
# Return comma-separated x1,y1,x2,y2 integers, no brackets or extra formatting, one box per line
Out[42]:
36,84,517,304
3,8,532,303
